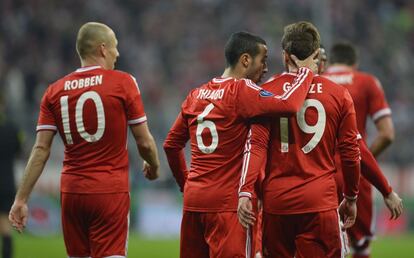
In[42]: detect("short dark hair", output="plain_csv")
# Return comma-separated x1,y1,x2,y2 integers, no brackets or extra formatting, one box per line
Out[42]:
224,31,266,68
281,21,320,60
329,42,358,65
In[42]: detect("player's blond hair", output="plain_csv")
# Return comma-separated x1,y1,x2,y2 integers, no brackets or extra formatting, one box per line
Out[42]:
281,21,320,60
76,22,113,59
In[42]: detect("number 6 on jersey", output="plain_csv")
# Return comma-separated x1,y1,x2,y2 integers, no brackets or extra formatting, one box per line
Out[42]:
196,103,219,154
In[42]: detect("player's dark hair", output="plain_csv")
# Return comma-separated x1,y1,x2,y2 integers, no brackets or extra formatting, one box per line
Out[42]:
281,21,320,60
224,31,266,68
329,42,358,65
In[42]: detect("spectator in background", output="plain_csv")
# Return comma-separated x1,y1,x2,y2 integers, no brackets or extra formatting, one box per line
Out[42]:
0,93,22,258
8,22,160,258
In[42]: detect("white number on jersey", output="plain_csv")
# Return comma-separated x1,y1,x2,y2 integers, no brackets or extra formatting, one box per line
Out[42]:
196,103,219,154
280,99,326,153
60,91,105,144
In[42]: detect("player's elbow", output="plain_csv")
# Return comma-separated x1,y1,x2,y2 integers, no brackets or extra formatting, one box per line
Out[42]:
32,144,51,161
381,130,395,145
137,139,155,154
163,138,181,152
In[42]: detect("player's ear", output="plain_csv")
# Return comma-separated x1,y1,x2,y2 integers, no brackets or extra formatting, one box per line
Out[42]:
239,53,251,68
99,43,107,58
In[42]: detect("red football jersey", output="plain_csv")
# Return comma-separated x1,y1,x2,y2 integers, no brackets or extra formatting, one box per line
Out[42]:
239,73,361,214
324,65,391,139
37,66,147,193
164,68,314,212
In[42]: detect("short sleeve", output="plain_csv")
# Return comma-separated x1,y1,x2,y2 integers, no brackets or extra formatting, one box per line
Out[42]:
37,87,57,132
124,74,147,125
367,76,391,121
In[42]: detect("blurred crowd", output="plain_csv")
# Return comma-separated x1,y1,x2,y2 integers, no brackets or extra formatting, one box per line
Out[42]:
0,0,413,186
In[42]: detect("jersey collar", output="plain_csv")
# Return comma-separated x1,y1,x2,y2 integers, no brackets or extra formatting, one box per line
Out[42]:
75,65,102,73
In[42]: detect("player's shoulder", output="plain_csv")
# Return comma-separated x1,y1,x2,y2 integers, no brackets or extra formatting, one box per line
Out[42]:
354,70,382,88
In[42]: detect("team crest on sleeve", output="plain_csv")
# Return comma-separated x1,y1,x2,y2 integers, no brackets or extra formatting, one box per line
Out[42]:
259,89,274,97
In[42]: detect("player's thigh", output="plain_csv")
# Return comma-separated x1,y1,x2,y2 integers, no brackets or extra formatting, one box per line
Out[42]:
295,210,342,258
180,211,209,258
88,193,130,258
262,212,295,258
61,193,90,257
203,212,252,258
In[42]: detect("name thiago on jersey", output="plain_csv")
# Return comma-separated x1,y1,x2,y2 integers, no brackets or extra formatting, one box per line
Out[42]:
196,89,225,100
64,75,103,91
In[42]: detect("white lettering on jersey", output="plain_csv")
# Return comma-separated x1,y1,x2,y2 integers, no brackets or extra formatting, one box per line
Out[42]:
309,83,323,93
325,74,353,85
196,89,225,100
64,75,103,91
283,82,323,94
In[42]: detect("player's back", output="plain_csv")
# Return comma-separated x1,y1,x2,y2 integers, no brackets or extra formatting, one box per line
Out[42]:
181,77,255,212
324,66,390,139
38,66,146,193
261,73,359,214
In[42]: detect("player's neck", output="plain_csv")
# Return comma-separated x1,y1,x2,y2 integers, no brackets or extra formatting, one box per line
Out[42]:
287,64,299,73
80,57,105,69
221,66,245,80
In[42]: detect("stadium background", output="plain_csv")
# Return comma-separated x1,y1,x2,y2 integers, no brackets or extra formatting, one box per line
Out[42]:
1,0,413,257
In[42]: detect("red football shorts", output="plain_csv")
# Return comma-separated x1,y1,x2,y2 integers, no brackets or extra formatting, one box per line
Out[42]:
61,192,130,258
180,211,254,258
262,209,345,258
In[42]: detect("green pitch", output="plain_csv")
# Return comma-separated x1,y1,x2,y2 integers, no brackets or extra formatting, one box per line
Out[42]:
13,233,414,258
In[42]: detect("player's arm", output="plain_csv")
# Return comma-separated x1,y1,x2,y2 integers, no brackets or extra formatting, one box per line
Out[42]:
368,77,394,157
163,112,190,192
370,116,394,157
237,52,319,118
337,90,361,229
9,130,54,233
359,139,403,219
130,122,160,180
238,118,270,229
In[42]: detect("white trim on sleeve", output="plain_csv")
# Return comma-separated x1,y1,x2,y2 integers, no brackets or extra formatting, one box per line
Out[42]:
239,192,252,198
128,116,147,125
372,108,391,122
36,125,57,131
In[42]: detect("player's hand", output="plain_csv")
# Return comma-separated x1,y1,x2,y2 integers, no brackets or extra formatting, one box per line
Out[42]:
338,198,357,229
9,200,28,233
384,191,403,220
142,161,159,180
290,49,320,74
237,197,256,229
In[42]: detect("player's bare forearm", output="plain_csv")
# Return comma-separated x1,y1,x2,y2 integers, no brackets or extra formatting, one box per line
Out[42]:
137,134,160,168
370,116,394,157
15,144,50,203
15,130,54,203
370,135,393,157
130,122,160,168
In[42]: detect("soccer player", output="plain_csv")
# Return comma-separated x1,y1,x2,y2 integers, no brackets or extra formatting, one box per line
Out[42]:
0,94,22,258
163,31,319,258
8,22,160,258
324,42,397,258
238,21,361,258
